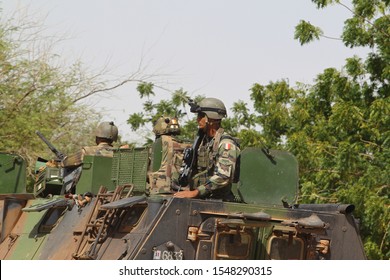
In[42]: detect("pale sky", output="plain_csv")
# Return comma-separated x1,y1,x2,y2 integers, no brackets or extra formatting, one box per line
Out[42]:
2,0,369,143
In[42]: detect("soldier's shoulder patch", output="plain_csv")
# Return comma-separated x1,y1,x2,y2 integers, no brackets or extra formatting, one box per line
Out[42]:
224,142,232,150
220,138,236,151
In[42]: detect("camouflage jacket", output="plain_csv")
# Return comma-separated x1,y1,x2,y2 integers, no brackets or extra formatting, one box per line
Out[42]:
194,128,240,201
148,135,191,195
62,142,113,167
82,142,113,157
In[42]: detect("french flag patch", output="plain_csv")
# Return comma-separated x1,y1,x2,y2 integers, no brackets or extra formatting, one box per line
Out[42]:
224,142,232,150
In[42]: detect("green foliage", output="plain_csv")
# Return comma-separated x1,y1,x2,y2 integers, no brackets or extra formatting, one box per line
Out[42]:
127,85,200,141
224,100,257,136
288,0,389,259
127,112,146,131
136,82,155,98
342,17,374,47
250,80,293,146
0,9,131,184
345,56,366,78
249,68,389,259
294,20,323,45
311,0,339,9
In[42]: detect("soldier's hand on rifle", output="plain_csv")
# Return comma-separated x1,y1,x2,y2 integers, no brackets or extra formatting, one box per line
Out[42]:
173,189,199,198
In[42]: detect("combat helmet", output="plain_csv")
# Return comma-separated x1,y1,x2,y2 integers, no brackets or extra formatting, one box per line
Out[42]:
153,116,180,137
191,97,227,120
95,121,118,142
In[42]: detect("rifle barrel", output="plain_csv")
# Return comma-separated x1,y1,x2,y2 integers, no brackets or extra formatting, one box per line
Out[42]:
36,130,66,160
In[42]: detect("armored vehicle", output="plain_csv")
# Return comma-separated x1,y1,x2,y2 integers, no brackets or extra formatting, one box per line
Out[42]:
0,131,366,260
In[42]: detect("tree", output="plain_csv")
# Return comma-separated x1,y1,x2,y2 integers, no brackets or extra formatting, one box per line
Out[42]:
0,7,165,185
0,12,97,174
269,0,389,259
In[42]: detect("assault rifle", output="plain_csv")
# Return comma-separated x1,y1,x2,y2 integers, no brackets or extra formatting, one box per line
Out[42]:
36,130,66,162
177,98,205,187
178,128,204,187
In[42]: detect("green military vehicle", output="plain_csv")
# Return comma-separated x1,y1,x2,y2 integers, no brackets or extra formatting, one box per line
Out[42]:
0,129,366,260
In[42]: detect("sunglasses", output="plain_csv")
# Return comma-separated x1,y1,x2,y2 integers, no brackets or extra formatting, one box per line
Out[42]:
197,112,206,118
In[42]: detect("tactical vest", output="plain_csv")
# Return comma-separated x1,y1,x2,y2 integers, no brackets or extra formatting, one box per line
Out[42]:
192,128,240,188
193,135,215,187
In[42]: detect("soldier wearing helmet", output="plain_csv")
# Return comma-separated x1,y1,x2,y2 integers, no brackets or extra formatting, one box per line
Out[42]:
152,116,181,138
60,121,119,194
174,97,240,201
148,116,192,195
62,121,118,167
84,121,118,156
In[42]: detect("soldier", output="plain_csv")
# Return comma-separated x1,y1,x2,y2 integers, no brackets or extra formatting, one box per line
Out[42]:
61,121,118,167
60,121,118,194
148,116,191,195
174,97,240,201
83,121,118,156
152,116,181,139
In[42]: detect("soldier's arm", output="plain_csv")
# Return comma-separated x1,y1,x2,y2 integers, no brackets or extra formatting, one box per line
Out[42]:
61,150,85,167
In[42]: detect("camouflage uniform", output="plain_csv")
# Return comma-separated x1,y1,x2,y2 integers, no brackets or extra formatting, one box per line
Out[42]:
192,128,240,201
148,135,191,194
177,97,241,202
61,121,117,168
61,142,114,167
147,116,191,194
83,142,114,157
